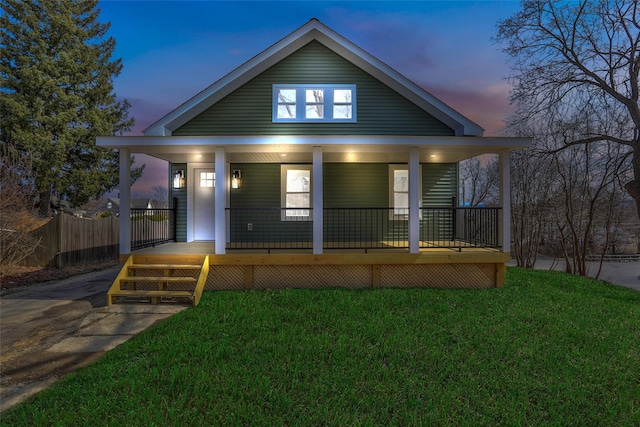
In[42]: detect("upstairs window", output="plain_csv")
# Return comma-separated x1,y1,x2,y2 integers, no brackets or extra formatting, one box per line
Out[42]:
273,84,356,122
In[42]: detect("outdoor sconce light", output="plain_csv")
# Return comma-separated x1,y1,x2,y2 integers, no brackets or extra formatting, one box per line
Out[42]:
173,170,185,189
232,169,242,189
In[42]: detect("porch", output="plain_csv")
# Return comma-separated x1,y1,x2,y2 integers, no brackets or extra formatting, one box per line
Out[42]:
130,242,508,291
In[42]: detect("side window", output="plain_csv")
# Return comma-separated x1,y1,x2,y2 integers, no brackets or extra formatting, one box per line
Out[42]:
281,165,312,220
389,165,421,219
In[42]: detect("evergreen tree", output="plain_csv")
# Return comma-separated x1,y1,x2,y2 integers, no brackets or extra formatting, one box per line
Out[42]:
0,0,144,216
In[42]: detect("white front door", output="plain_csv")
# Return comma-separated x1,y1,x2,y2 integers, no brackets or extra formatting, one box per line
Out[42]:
193,168,215,241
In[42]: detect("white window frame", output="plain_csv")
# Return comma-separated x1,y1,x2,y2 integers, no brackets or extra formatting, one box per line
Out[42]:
281,165,312,221
272,84,356,123
389,164,422,220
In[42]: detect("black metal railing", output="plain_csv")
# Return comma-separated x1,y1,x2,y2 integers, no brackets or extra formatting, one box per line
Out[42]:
227,207,313,250
131,199,177,250
452,206,500,248
226,206,501,251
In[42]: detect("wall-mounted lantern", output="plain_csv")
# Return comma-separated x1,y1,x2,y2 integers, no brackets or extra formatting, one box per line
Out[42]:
232,169,242,189
173,170,185,189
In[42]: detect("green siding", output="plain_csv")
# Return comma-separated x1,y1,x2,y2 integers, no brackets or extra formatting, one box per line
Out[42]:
323,163,388,207
169,163,187,242
422,163,457,207
421,163,457,241
174,41,454,136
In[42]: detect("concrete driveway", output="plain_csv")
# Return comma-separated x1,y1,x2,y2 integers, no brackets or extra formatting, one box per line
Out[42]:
0,266,187,413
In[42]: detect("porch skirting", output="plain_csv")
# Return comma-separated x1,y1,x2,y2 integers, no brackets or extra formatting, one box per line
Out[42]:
123,252,508,291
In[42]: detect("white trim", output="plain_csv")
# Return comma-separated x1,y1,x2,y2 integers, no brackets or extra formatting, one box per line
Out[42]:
214,148,227,254
499,150,511,254
186,162,215,242
119,148,131,254
313,147,323,254
142,19,483,137
98,135,532,150
409,148,420,254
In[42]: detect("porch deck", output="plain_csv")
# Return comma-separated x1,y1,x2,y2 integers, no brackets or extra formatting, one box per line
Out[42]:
130,242,508,290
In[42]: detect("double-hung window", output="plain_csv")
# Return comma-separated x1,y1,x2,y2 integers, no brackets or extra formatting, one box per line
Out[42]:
273,84,356,122
389,165,422,219
281,165,312,220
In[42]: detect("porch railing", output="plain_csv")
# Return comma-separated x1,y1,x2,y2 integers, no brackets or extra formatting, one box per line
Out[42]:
226,207,501,251
131,199,177,250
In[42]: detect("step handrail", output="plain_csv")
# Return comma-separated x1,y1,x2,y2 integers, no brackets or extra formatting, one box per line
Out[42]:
193,255,209,306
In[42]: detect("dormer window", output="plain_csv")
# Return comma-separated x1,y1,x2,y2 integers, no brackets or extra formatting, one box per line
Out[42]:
273,84,356,122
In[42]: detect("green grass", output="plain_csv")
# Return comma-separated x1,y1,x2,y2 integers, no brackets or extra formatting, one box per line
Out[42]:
3,268,640,426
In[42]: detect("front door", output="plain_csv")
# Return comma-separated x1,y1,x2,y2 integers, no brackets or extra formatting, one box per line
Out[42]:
193,168,215,241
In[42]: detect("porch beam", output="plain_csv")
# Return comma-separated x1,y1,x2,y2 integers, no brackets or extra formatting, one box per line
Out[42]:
119,148,131,255
215,147,227,254
499,150,511,253
313,146,323,254
409,147,420,253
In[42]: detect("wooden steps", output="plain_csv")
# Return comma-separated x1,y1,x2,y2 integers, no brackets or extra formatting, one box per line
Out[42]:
107,255,209,306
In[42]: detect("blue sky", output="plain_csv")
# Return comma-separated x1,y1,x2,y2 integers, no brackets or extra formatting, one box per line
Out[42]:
98,0,522,195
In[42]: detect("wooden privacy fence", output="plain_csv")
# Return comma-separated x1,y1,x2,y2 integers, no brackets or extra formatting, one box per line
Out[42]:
23,213,119,268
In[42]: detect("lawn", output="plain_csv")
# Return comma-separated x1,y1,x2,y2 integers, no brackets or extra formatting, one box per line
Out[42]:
3,268,639,425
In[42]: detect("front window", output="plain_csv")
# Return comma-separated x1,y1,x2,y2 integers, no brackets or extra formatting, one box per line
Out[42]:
282,165,311,220
273,84,356,122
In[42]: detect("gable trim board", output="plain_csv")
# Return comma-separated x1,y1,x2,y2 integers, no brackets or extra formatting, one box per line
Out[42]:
143,19,483,137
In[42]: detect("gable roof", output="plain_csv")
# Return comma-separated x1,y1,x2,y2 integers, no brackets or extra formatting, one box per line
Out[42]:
144,18,484,137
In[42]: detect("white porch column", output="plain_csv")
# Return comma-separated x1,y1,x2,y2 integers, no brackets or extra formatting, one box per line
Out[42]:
313,146,323,254
215,147,227,254
499,150,511,254
408,147,420,254
119,148,131,255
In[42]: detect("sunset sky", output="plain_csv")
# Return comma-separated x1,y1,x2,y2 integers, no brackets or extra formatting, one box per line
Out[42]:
98,0,522,195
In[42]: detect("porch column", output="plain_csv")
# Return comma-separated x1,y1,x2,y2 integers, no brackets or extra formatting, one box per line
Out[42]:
215,147,227,254
119,148,131,255
408,147,420,254
313,146,323,254
499,150,511,253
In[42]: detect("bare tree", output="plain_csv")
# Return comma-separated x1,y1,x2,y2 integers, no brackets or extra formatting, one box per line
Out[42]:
150,185,169,209
459,155,499,206
547,140,628,276
0,152,42,274
496,0,640,218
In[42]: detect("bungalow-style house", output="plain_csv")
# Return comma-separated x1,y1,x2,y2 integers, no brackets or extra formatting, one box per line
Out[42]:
97,19,530,305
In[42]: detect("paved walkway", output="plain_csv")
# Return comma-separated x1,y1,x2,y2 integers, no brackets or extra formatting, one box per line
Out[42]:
0,267,186,413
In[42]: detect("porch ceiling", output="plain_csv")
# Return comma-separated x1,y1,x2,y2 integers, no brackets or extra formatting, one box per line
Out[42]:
97,135,531,164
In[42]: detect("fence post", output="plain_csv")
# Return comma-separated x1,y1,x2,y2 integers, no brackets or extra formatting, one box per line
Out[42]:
55,213,64,269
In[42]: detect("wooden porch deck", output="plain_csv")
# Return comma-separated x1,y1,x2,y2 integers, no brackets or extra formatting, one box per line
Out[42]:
128,242,508,291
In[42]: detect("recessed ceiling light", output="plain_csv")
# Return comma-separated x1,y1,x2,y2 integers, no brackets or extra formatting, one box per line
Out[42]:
430,154,437,158
280,153,287,157
196,154,202,158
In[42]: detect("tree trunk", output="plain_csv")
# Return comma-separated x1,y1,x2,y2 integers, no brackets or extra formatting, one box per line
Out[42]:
626,146,640,220
38,190,51,217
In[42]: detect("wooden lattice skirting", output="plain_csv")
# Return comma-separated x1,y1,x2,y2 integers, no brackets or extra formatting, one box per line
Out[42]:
201,253,509,291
